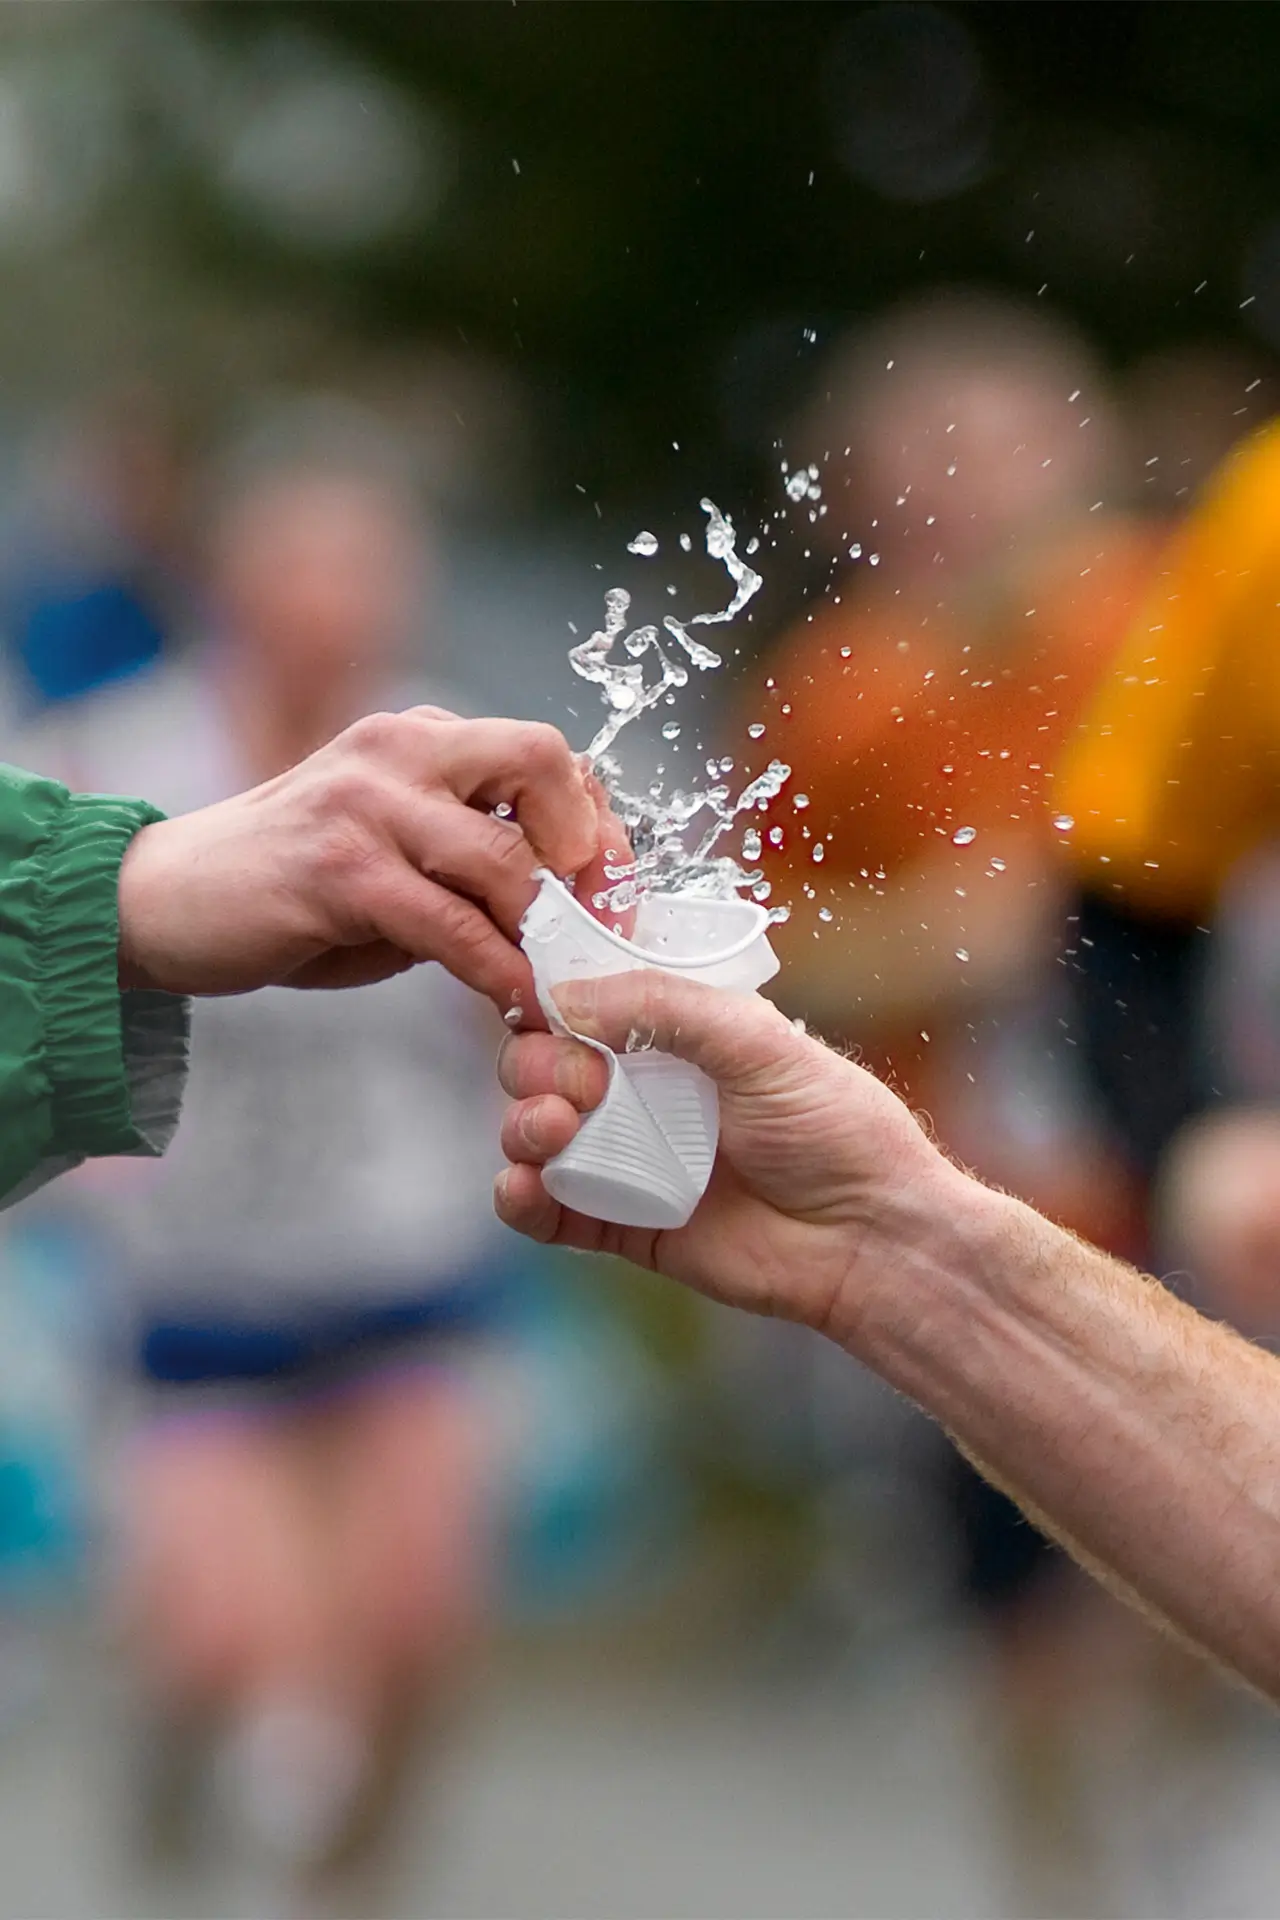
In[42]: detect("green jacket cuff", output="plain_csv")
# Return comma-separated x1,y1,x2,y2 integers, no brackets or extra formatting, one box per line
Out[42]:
35,792,189,1163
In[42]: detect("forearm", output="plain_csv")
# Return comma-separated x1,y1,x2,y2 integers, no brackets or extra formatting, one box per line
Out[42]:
841,1170,1280,1694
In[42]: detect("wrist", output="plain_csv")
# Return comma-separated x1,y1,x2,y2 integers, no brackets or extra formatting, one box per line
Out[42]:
828,1155,1038,1391
117,820,168,992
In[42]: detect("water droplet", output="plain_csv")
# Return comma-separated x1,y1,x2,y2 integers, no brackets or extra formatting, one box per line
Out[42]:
626,531,659,556
868,552,880,567
989,856,1006,872
793,794,810,810
955,948,970,963
608,683,638,710
503,1005,523,1026
849,542,863,560
741,827,763,861
839,645,852,658
818,906,833,922
1052,813,1075,832
768,903,792,925
768,826,784,847
679,532,692,552
661,720,681,741
747,721,766,740
940,763,954,777
953,825,977,846
752,880,772,903
494,801,514,819
812,844,825,863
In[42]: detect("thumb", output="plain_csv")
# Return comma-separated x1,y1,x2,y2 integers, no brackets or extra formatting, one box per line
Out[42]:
551,971,801,1093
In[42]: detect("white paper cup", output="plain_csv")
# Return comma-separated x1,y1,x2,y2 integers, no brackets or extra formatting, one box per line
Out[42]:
519,873,778,1229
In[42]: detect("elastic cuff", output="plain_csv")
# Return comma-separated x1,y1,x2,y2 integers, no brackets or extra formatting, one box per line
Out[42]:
120,988,189,1155
34,791,190,1160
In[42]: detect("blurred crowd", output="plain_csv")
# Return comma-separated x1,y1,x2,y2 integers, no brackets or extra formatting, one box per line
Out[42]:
0,286,1279,1917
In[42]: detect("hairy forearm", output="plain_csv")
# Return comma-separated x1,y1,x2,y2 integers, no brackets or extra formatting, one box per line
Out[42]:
840,1170,1280,1695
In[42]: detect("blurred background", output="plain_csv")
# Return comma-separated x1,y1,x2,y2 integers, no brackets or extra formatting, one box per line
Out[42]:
4,3,1280,1915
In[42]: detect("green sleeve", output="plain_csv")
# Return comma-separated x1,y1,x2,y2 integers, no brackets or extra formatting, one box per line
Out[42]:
0,764,189,1208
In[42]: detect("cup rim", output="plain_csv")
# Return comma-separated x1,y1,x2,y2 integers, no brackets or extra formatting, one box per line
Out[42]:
529,870,774,972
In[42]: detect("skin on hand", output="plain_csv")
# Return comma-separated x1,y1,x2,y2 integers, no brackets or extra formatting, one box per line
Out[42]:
493,968,970,1337
117,707,625,1007
496,969,1280,1702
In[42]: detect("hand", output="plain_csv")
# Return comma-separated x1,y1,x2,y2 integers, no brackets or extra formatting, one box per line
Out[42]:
494,969,967,1338
118,707,624,1005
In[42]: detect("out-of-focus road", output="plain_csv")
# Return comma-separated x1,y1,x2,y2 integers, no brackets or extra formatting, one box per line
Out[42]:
2,1621,1280,1919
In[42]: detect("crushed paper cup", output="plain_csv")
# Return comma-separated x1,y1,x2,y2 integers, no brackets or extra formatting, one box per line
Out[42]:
519,872,778,1229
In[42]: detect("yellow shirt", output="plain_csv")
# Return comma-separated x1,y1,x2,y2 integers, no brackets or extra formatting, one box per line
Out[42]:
1059,422,1280,917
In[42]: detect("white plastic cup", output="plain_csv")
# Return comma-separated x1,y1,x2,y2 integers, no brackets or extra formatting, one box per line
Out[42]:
519,872,778,1229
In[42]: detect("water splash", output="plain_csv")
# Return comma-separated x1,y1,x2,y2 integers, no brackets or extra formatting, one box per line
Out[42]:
570,499,759,762
569,499,786,913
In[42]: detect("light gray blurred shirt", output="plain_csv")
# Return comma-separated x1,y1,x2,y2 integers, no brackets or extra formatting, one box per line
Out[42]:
20,657,511,1318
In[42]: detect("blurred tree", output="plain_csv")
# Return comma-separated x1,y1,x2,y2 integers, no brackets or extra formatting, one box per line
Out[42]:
2,1,1280,517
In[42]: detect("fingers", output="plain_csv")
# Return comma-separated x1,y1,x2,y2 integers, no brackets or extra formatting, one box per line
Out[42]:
500,1093,583,1165
573,772,637,939
397,797,540,939
285,941,417,990
431,718,599,877
550,970,803,1092
494,1163,609,1254
363,862,532,1007
497,1030,610,1109
494,1164,564,1244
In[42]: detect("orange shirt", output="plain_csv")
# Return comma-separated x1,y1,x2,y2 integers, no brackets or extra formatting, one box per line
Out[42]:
734,521,1159,1252
749,519,1161,906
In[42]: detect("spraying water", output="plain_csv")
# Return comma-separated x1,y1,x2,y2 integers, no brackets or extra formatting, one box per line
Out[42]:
568,499,791,917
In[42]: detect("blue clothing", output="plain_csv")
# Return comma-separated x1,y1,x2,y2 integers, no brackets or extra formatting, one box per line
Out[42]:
11,575,165,708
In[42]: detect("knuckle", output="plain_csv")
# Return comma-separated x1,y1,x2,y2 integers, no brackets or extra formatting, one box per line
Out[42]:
518,722,571,775
433,891,500,964
634,969,672,1030
487,819,535,876
318,825,383,898
317,757,378,821
345,709,402,759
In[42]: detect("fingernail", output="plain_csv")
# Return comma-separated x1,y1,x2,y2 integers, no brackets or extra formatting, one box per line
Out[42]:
554,1046,592,1103
494,1169,510,1207
551,979,599,1033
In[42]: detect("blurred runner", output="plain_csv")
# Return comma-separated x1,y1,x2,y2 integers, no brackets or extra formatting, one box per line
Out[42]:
23,401,509,1915
1,385,194,713
1154,835,1280,1341
748,291,1154,1246
736,292,1161,1915
1059,407,1280,1181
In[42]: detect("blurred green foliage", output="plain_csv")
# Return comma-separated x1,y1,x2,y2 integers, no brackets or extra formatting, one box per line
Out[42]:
219,1,1280,509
